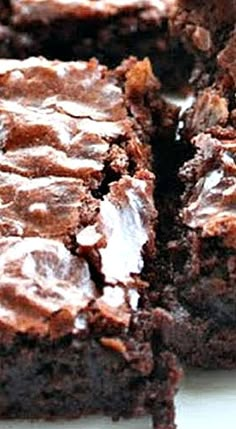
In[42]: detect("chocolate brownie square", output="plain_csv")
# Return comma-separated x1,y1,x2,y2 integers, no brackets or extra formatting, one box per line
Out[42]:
0,57,181,428
162,45,236,367
0,0,192,90
164,129,236,368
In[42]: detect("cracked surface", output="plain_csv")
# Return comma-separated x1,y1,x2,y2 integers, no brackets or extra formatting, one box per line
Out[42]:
181,132,236,247
0,56,160,339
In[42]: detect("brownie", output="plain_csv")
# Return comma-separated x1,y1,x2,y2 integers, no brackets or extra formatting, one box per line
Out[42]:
170,0,236,87
0,0,192,90
160,35,236,367
0,57,181,428
164,129,236,368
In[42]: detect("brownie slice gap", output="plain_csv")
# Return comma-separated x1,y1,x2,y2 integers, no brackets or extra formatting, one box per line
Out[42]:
0,0,193,91
0,57,181,428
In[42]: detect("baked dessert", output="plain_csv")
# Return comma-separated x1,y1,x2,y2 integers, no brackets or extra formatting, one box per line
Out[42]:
163,126,236,367
170,0,236,88
161,24,236,367
0,56,181,428
163,125,236,368
0,0,192,90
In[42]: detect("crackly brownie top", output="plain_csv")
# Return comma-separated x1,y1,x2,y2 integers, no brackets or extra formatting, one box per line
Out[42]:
11,0,174,25
0,57,158,340
181,130,236,248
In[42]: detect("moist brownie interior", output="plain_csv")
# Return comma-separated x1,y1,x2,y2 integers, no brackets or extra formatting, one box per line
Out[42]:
0,0,193,90
0,56,181,428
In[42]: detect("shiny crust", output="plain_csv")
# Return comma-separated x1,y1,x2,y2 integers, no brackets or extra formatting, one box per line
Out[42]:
181,131,236,248
0,57,160,339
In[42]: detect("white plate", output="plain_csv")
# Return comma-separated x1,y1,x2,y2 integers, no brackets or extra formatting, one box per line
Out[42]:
1,369,236,429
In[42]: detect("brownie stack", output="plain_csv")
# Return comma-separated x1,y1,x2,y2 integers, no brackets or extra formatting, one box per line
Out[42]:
0,1,235,428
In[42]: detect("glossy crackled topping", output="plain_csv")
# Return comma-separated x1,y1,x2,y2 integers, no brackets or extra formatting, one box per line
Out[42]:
0,57,128,189
77,173,156,285
0,57,150,180
0,173,98,238
0,57,158,338
11,0,174,24
0,236,145,337
0,237,96,336
0,175,155,337
182,132,236,248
